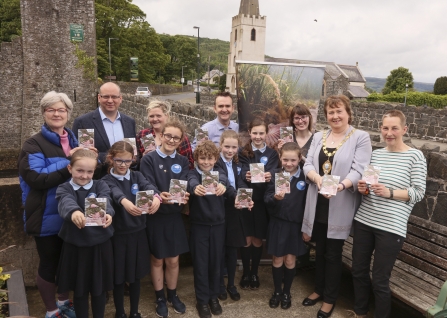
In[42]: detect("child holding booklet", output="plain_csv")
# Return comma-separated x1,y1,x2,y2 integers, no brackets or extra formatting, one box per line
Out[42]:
187,140,236,318
139,120,190,318
102,141,162,318
215,130,254,302
55,149,114,318
238,118,279,290
265,142,308,310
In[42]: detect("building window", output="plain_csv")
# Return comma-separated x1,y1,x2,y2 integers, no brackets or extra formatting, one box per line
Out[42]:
251,28,256,41
234,55,236,66
235,29,237,42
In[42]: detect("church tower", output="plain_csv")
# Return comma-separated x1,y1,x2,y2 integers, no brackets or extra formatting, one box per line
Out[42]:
226,0,266,94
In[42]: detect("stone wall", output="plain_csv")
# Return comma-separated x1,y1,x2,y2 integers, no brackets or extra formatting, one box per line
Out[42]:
0,38,24,150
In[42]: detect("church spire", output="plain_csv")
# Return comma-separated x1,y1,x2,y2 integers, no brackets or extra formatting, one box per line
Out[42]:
239,0,260,16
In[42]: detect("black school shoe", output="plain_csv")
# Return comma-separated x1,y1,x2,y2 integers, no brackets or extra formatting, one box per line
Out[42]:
239,274,250,289
281,294,292,309
227,285,241,301
196,304,211,318
269,292,282,308
302,294,323,306
208,298,223,315
317,303,336,318
250,274,260,289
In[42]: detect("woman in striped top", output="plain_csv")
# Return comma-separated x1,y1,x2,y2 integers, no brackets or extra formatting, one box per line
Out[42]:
352,110,427,318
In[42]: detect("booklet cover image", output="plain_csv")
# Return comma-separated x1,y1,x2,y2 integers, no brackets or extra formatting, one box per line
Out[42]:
78,129,94,148
85,197,107,226
169,179,187,204
250,163,265,183
136,190,154,214
236,188,253,208
202,171,219,195
275,172,291,194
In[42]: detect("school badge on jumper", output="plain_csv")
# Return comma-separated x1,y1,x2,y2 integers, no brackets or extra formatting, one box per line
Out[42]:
87,193,97,198
131,183,139,195
159,164,164,169
171,164,182,174
297,181,306,191
260,156,268,165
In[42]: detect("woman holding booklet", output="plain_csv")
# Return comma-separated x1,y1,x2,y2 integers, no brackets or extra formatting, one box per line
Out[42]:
351,110,426,318
136,100,194,169
301,95,372,318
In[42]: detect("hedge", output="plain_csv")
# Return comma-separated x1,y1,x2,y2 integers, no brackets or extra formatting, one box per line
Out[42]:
367,92,447,109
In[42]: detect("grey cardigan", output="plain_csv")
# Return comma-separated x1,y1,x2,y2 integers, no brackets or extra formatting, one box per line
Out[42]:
301,126,372,239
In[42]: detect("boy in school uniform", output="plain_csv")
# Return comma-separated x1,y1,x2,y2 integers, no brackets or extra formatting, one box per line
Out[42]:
187,141,236,318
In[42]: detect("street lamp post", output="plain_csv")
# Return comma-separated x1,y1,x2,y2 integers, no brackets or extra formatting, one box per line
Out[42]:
181,65,186,92
404,83,409,106
193,26,200,104
108,37,119,81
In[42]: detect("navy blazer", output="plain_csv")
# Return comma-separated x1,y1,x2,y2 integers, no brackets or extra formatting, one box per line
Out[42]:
72,108,137,176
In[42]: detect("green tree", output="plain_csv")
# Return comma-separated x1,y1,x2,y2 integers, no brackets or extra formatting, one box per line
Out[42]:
382,67,414,94
433,76,447,95
0,0,21,42
218,74,227,92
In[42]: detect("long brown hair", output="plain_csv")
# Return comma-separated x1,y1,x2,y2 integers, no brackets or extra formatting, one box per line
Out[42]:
241,118,268,158
105,141,134,173
219,130,240,164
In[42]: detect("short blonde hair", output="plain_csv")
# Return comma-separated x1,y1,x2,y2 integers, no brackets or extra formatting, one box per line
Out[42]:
382,110,406,127
146,100,171,116
40,91,73,118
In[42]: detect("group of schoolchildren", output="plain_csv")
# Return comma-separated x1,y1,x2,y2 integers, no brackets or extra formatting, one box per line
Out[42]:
56,111,308,318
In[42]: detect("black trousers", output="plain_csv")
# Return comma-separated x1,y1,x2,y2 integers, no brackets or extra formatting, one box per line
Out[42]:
312,222,345,304
190,223,225,305
34,235,63,283
352,221,404,318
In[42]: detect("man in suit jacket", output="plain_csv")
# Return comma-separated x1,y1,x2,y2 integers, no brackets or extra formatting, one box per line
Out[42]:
72,82,137,177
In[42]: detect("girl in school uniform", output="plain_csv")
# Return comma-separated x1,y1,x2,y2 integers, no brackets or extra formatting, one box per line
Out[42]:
216,130,253,301
139,120,190,318
264,142,308,310
55,149,114,318
102,141,162,318
238,118,279,290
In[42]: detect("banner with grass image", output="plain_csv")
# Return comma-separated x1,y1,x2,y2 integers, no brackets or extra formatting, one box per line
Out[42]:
236,61,325,147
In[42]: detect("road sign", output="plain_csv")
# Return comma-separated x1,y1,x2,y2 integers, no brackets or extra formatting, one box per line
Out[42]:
187,80,193,85
181,78,184,83
70,24,84,42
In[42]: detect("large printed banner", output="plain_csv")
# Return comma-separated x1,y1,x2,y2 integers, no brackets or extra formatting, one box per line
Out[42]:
236,61,325,147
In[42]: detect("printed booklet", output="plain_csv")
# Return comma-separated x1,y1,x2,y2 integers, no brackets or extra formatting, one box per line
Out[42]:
136,190,154,214
362,165,381,185
319,175,340,196
78,129,94,148
275,172,291,194
280,127,294,143
169,179,187,204
84,197,107,226
195,128,209,145
141,133,156,153
202,171,219,195
250,163,265,183
122,137,137,156
236,188,253,208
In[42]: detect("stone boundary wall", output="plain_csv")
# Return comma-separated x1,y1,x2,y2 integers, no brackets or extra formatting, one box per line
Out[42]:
321,102,447,143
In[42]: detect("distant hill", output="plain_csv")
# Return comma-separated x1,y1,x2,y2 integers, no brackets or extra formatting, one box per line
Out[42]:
183,36,230,73
365,77,434,93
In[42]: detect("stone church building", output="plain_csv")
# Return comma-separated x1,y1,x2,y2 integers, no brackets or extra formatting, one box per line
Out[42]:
226,0,369,101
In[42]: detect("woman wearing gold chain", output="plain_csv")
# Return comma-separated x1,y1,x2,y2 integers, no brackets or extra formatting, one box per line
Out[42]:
301,95,372,318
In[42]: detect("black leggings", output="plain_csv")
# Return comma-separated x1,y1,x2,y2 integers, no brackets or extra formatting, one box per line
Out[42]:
34,235,63,283
113,280,141,316
74,292,106,318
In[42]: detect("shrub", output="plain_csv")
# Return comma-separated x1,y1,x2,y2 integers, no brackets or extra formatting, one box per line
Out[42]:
367,92,447,109
434,76,447,95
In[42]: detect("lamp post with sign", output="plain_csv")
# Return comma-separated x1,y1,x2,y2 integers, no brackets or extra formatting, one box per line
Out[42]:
108,38,119,81
404,83,409,106
181,66,186,92
193,26,200,103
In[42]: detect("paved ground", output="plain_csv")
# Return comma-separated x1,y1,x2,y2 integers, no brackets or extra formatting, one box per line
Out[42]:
26,264,422,317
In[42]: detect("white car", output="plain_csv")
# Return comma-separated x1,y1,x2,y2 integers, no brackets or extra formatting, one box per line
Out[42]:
136,87,151,97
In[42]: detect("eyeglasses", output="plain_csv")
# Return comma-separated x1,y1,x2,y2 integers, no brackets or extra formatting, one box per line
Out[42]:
294,115,308,122
113,159,133,166
45,108,67,114
162,133,182,143
100,95,121,100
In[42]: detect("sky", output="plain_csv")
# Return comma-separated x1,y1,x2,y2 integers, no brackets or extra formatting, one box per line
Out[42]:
133,0,447,83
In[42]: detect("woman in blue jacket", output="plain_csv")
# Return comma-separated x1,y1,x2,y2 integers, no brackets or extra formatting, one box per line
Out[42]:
18,91,93,318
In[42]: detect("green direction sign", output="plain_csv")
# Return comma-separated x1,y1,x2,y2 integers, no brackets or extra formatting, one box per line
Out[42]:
70,24,84,42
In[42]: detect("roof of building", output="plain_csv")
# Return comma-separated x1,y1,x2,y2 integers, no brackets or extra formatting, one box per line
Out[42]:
202,69,224,79
347,85,370,98
239,0,260,16
264,57,366,83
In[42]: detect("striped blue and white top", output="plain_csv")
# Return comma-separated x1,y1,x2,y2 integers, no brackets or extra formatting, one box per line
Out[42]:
354,148,427,238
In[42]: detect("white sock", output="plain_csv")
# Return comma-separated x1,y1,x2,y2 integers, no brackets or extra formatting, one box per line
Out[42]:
58,299,68,306
47,309,59,316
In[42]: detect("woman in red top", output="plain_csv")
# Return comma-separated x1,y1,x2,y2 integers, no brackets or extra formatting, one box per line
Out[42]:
136,100,194,169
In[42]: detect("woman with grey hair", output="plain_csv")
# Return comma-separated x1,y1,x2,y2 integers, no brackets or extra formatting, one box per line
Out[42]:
136,100,194,169
18,91,94,318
